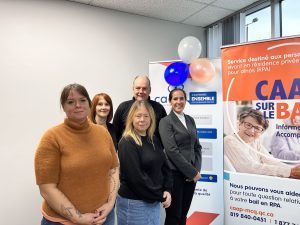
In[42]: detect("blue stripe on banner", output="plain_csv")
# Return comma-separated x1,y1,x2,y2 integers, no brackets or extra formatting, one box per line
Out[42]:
223,172,230,180
197,128,217,139
199,174,217,182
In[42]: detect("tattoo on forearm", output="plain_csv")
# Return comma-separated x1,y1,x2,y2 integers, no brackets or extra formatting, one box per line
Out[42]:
110,168,117,175
107,167,119,201
75,209,82,218
109,176,117,195
60,204,73,219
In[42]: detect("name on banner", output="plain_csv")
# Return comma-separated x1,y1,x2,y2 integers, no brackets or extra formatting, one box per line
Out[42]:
255,78,300,119
189,92,217,104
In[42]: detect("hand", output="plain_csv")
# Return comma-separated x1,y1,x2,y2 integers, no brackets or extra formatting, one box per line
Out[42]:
93,202,114,225
290,165,300,179
74,213,99,225
162,191,171,208
92,216,106,225
193,172,201,183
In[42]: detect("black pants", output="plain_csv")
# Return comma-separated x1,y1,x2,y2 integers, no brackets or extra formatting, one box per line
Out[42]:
165,171,196,225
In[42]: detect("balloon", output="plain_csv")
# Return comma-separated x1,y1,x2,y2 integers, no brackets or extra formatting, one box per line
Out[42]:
164,62,189,86
189,58,215,83
178,36,202,64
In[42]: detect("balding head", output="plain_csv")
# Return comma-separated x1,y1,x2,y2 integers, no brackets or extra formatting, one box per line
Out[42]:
132,75,151,101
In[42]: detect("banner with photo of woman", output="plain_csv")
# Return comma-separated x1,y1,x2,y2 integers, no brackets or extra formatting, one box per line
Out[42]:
222,36,300,225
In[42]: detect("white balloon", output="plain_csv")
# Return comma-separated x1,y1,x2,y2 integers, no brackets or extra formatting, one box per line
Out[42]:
178,36,202,64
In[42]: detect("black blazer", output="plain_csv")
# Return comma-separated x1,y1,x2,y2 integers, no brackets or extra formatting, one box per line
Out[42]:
107,122,117,151
159,110,202,179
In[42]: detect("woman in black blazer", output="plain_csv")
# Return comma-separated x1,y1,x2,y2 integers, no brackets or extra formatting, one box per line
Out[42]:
159,88,202,225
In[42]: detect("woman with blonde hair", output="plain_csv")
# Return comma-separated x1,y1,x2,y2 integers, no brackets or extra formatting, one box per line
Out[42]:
116,100,172,225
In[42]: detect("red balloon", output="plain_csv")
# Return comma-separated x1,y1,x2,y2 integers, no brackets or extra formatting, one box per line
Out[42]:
189,58,215,83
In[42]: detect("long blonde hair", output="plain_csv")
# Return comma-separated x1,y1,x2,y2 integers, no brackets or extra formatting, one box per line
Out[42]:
122,101,156,146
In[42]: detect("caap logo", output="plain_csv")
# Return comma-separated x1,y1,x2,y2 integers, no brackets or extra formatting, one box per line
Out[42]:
154,96,168,104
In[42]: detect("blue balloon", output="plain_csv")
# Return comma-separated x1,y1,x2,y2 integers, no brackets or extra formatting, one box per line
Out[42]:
164,62,189,86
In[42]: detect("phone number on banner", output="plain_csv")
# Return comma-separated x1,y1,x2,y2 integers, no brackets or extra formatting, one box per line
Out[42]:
230,212,299,225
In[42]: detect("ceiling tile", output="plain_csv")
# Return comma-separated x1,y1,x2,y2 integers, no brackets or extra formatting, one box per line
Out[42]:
68,0,261,27
69,0,92,4
183,5,233,27
212,0,259,11
91,0,207,22
191,0,216,4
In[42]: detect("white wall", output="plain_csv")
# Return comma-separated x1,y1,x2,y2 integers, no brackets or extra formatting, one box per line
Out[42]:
0,0,205,224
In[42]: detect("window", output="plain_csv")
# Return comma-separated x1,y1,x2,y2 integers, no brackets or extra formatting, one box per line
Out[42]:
281,0,300,37
206,0,300,56
245,6,271,42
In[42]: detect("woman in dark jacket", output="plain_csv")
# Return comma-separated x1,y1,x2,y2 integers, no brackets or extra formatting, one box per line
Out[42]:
159,88,202,225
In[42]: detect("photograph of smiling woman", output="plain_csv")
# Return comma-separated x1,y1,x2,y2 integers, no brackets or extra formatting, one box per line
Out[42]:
224,108,300,179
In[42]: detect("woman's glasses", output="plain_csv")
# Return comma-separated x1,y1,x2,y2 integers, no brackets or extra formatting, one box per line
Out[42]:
243,121,264,133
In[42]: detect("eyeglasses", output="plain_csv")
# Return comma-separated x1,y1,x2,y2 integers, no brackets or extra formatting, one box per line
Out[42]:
243,121,264,133
65,98,88,107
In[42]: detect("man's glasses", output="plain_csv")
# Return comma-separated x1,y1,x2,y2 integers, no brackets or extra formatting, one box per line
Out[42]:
243,121,264,133
65,98,88,107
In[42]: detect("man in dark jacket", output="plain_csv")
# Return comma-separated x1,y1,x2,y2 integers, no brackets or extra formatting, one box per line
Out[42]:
113,75,167,142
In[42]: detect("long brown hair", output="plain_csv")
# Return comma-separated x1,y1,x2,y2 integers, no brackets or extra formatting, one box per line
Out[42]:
90,93,113,123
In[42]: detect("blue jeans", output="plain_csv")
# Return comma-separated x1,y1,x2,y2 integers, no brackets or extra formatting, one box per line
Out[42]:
41,218,63,225
41,208,115,225
104,207,115,225
116,195,160,225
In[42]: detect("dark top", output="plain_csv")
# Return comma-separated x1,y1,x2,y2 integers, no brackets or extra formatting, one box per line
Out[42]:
107,122,117,150
159,110,202,179
118,135,173,203
113,97,167,142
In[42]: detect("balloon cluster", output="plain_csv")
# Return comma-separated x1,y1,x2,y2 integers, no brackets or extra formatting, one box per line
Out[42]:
164,36,215,87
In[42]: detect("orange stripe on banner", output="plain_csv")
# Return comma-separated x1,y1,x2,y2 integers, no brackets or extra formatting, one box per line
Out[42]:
187,211,219,225
222,37,300,101
160,62,173,67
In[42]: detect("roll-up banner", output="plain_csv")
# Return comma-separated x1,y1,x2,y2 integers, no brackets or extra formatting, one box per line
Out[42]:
222,36,300,225
149,59,223,225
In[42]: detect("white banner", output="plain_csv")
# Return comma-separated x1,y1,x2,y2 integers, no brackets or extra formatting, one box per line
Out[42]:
149,59,223,225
